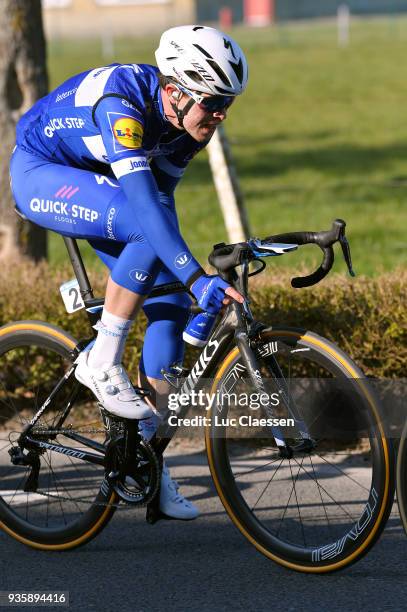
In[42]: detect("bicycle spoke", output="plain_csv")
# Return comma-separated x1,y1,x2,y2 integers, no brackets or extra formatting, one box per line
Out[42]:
316,452,371,493
288,458,307,547
291,456,356,522
42,449,85,517
251,459,284,512
7,472,29,506
309,454,333,540
233,455,282,479
46,455,52,527
275,457,304,538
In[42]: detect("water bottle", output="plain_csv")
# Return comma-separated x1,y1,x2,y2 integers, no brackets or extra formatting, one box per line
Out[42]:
183,311,217,347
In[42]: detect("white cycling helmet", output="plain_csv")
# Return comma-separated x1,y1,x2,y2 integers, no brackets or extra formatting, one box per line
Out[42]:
155,25,248,97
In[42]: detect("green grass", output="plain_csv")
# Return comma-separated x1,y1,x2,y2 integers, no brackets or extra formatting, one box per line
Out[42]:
47,16,407,276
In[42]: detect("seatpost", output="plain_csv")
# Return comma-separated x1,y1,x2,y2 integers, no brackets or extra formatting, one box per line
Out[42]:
63,237,94,302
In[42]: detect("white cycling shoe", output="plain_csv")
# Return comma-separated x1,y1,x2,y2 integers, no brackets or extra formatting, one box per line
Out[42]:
74,351,152,420
159,463,200,520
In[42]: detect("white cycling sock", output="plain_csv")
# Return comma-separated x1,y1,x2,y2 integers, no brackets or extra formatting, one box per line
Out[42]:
87,309,133,369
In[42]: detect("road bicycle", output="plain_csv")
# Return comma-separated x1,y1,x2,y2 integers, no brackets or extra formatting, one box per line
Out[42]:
0,218,395,573
397,421,407,535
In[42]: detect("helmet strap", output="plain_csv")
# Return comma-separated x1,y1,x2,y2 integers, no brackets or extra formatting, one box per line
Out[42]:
169,97,196,128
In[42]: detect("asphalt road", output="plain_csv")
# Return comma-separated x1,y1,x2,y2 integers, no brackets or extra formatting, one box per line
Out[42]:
0,445,405,612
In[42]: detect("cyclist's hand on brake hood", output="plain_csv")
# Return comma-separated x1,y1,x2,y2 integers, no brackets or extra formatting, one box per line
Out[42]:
191,274,244,314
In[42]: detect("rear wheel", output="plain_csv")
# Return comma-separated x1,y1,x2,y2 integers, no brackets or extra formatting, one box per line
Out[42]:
0,321,118,550
206,328,395,573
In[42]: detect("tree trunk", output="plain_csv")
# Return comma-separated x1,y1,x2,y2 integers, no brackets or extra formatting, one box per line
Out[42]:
0,0,48,261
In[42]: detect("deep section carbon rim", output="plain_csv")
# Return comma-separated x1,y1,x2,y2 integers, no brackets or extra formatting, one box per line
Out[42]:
0,323,117,549
396,420,407,535
206,329,394,572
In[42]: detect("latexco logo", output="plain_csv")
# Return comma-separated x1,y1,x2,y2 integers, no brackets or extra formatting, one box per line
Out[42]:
174,252,191,269
129,269,152,284
105,207,116,240
55,87,77,103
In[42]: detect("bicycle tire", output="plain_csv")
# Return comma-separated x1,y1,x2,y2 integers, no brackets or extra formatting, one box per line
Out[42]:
396,419,407,535
0,321,118,550
205,328,395,573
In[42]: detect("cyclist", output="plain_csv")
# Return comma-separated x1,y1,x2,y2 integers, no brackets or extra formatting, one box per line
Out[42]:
10,25,248,520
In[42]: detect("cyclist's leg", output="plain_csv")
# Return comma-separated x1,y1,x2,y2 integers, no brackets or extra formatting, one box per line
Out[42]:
133,200,191,412
139,266,191,408
139,273,199,519
90,242,198,518
89,241,191,412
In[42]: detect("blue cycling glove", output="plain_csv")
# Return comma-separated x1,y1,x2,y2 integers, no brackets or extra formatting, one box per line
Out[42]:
191,274,230,314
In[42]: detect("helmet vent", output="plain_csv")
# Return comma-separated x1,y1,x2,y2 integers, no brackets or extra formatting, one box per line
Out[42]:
184,70,206,86
207,60,232,87
193,43,213,59
214,86,233,95
229,58,244,84
223,38,237,60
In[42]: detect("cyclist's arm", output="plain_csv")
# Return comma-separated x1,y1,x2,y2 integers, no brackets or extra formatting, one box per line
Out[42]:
150,134,206,213
94,98,204,286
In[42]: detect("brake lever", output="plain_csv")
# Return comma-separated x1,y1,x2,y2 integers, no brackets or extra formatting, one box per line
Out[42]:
339,235,356,277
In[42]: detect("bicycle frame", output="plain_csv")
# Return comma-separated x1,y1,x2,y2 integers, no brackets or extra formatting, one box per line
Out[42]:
19,237,313,468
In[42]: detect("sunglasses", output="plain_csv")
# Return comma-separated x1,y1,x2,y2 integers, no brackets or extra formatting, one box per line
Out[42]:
175,84,234,113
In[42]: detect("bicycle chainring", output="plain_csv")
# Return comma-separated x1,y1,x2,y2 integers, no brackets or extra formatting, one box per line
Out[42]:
104,434,160,507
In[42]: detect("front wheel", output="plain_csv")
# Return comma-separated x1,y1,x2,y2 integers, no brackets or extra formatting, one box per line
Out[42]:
205,328,395,573
396,419,407,535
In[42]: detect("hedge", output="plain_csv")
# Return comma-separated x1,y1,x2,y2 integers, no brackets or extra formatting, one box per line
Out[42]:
1,257,405,378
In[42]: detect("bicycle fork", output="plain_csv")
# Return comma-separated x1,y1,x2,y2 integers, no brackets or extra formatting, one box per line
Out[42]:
234,330,292,458
234,309,315,458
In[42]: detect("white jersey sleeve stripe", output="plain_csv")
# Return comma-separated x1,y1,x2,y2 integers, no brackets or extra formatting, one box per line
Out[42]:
75,66,118,107
154,155,185,178
82,135,108,163
111,156,150,179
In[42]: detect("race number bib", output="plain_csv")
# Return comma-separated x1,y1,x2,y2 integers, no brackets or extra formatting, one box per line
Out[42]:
59,279,85,313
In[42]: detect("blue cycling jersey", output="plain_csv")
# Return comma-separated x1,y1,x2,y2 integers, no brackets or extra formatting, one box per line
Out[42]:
15,63,205,285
